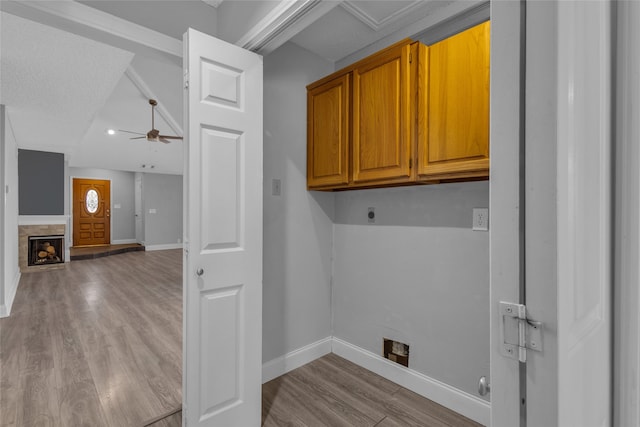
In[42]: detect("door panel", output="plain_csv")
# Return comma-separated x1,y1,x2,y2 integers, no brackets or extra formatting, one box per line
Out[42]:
554,1,611,425
183,28,263,427
72,178,110,247
352,42,412,184
307,74,350,189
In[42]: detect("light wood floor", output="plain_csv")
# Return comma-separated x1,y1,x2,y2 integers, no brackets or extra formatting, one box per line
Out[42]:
2,250,481,427
262,353,482,427
0,250,183,427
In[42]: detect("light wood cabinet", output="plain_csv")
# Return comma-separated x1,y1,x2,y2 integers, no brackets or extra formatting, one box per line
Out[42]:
418,21,490,181
306,21,490,191
307,74,350,188
351,42,415,186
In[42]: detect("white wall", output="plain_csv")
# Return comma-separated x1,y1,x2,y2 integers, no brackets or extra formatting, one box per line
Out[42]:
1,107,21,317
262,42,335,364
141,173,182,249
69,167,136,243
332,183,490,399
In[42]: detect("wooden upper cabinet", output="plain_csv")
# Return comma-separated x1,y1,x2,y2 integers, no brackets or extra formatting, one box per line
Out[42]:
418,21,490,181
352,42,415,185
307,74,350,189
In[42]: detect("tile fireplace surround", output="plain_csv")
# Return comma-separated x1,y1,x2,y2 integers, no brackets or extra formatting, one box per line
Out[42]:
19,223,66,272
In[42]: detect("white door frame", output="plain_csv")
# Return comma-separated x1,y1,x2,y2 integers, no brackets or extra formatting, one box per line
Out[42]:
489,1,525,424
614,2,640,426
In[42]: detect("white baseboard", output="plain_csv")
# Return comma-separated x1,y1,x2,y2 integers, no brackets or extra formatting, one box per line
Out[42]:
331,337,490,426
112,239,138,245
145,243,183,251
0,270,21,318
262,336,332,384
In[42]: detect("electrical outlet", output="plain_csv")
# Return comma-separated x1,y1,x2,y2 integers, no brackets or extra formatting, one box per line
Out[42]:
473,208,489,231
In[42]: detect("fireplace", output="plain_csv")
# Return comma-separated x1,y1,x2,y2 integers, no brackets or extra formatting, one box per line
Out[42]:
28,235,64,266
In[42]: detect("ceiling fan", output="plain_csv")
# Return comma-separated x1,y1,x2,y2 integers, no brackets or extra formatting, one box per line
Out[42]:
119,99,183,144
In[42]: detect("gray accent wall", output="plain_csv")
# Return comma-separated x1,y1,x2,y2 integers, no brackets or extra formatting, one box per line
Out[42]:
262,42,335,363
69,167,136,242
18,149,64,215
141,173,182,246
332,183,490,400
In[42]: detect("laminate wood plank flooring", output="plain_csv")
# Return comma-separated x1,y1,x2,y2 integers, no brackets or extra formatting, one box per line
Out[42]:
0,249,182,427
262,353,483,427
3,249,481,427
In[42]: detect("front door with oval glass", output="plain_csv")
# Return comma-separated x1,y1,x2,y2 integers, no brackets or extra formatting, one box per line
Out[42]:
73,178,111,247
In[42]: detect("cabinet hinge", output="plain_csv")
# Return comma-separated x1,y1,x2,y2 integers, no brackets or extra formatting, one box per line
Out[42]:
183,70,189,89
499,301,543,362
409,157,412,169
409,53,413,64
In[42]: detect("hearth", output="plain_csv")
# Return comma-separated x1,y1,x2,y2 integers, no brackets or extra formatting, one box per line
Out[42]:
28,235,64,266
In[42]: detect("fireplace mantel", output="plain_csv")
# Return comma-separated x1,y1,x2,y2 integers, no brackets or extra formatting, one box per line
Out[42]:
18,215,69,225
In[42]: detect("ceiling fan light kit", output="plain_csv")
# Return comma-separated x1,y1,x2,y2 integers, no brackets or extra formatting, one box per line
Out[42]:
119,99,183,143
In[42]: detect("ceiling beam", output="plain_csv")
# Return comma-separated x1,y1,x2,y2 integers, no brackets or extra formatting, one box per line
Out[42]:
236,0,343,56
0,0,182,63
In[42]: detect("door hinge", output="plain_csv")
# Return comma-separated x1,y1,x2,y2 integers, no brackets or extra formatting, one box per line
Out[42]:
500,301,543,362
183,70,189,89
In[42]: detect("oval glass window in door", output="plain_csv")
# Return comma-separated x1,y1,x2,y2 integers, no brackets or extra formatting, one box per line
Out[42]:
86,189,99,213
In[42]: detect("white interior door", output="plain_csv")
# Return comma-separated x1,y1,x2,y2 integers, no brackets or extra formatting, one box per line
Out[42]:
491,1,612,426
183,28,263,426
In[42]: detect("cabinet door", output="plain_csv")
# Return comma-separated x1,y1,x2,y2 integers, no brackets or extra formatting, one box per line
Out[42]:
352,43,413,184
307,74,350,189
419,21,490,180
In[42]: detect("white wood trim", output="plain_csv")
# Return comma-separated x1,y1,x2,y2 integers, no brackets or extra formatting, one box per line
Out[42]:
18,215,69,225
489,2,524,425
341,0,425,31
0,0,182,59
125,67,183,137
331,337,490,426
111,239,138,245
202,0,223,9
615,2,640,426
336,0,486,69
236,0,342,56
145,243,183,251
0,270,21,318
262,336,332,383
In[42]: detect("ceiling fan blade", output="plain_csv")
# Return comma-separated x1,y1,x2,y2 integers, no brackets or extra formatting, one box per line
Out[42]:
130,136,147,140
158,135,183,140
158,138,172,144
118,129,145,135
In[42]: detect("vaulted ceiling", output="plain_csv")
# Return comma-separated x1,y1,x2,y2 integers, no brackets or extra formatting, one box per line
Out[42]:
0,0,483,175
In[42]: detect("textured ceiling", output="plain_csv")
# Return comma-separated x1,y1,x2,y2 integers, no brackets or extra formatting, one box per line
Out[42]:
0,11,134,151
71,72,184,174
